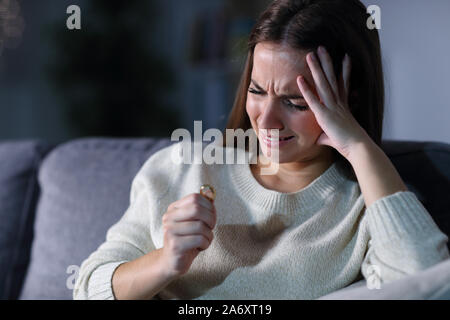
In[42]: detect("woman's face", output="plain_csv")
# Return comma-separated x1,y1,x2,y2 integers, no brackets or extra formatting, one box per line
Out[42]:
246,41,329,164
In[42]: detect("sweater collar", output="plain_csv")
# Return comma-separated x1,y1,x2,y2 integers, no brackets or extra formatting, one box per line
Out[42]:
227,148,348,213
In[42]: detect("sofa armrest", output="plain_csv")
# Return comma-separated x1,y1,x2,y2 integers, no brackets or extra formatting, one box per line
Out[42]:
318,259,450,300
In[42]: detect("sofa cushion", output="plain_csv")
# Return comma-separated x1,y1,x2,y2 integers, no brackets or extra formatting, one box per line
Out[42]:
19,138,175,300
0,140,53,299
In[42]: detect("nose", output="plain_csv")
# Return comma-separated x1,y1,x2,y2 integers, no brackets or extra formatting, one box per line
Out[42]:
257,99,284,133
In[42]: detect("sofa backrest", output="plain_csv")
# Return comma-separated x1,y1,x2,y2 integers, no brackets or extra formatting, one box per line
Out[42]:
0,140,53,300
381,140,450,241
0,138,447,300
18,138,175,300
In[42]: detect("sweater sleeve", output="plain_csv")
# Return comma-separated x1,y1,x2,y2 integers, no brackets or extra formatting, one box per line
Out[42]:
73,160,161,300
360,191,450,289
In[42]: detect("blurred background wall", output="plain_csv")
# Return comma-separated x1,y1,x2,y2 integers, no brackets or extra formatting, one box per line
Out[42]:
360,0,450,144
0,0,449,145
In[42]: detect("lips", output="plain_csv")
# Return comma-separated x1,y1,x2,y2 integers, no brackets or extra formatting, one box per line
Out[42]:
260,133,295,149
278,136,295,141
261,133,295,141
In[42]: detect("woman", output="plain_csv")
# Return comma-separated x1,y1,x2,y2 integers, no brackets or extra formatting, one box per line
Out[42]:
74,0,449,300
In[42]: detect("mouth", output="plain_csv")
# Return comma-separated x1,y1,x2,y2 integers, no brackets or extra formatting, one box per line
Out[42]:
260,133,295,146
261,132,295,141
266,136,295,141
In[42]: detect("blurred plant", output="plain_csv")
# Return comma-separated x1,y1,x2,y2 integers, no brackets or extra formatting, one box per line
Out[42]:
0,0,25,57
45,0,181,138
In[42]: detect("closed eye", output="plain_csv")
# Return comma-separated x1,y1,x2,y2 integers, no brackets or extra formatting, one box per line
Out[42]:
248,88,308,111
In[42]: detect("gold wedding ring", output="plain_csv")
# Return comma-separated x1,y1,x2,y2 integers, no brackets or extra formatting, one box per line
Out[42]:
200,184,216,203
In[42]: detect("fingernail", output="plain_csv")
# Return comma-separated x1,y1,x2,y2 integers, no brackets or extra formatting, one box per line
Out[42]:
318,46,325,54
298,76,305,85
309,52,317,61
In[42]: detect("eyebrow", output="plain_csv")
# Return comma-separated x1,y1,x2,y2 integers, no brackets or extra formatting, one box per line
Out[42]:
250,79,304,99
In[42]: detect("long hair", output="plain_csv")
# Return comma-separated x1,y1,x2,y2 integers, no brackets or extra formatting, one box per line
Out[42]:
222,0,385,182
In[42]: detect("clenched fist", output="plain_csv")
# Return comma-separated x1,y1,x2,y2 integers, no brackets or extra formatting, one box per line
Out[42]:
160,193,217,278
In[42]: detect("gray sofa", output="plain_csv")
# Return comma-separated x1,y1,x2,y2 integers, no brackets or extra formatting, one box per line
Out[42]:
0,137,449,300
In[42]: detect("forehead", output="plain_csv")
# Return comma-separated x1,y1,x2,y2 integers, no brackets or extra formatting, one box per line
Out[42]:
253,42,309,76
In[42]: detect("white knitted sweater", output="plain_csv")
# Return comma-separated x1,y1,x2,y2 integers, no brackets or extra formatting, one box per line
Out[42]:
73,142,449,300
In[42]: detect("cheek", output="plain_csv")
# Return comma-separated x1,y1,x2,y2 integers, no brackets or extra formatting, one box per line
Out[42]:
290,113,322,136
246,97,260,122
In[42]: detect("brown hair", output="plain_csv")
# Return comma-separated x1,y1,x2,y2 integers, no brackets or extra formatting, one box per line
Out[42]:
222,0,385,182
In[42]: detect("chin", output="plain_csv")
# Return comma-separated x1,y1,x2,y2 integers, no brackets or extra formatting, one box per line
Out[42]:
258,145,297,163
261,142,322,163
